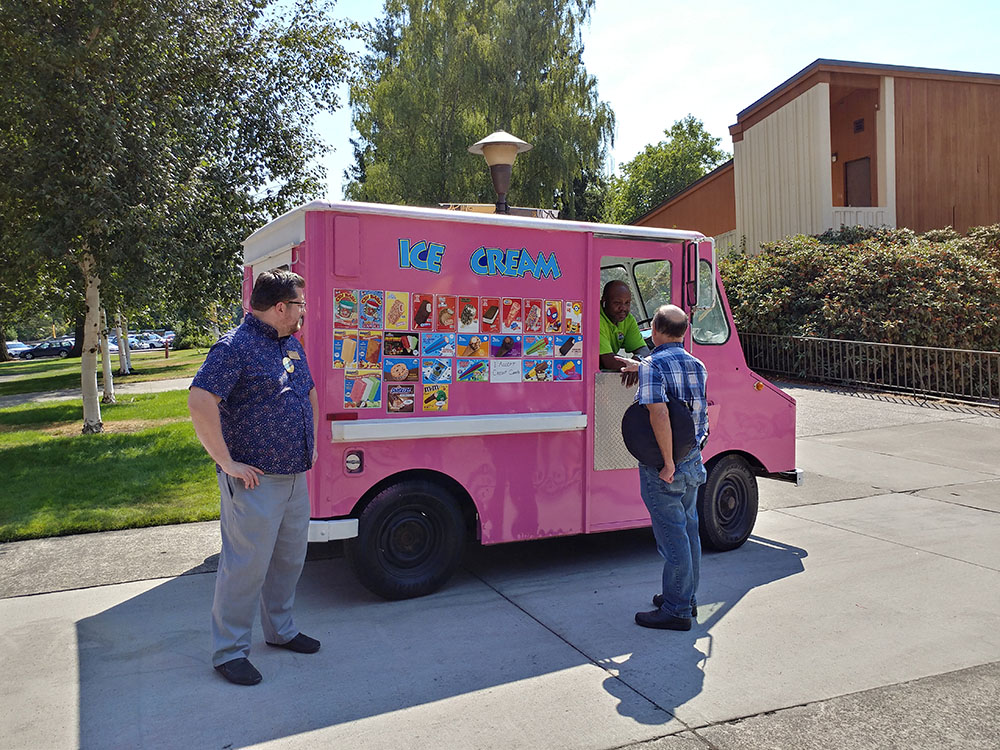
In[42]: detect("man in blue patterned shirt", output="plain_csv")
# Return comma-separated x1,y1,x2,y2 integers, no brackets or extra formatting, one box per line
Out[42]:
189,270,320,685
625,304,708,631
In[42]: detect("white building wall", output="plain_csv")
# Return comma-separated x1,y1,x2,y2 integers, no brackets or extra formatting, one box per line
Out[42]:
875,76,897,227
734,83,833,253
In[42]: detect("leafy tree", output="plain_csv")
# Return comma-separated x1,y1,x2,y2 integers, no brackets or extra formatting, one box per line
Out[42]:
604,115,730,225
346,0,614,219
0,0,352,429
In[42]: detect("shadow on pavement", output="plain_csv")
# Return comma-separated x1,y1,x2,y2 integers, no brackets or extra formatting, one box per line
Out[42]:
75,530,806,747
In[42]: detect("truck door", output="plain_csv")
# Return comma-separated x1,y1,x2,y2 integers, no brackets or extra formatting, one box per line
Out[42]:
586,237,683,532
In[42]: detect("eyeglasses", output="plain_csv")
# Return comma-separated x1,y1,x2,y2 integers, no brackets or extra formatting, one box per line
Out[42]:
284,299,307,308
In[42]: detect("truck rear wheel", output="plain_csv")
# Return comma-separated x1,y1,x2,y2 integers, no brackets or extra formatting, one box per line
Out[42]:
345,480,466,600
698,454,758,551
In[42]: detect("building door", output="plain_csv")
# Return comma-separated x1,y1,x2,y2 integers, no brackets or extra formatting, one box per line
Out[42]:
845,157,872,207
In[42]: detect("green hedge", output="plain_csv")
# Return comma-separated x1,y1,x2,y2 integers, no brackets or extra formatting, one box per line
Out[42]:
719,224,1000,351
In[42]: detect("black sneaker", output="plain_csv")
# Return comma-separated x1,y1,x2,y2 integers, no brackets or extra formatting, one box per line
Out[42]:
214,657,262,685
635,609,692,631
652,594,697,617
266,632,321,654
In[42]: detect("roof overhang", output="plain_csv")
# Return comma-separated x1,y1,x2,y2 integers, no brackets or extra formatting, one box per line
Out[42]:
729,58,1000,141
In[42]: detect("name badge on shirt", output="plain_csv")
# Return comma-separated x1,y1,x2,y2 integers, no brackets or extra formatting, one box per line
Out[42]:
287,350,301,360
282,356,295,373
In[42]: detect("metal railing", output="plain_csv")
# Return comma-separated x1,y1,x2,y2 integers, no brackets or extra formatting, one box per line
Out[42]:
741,333,1000,407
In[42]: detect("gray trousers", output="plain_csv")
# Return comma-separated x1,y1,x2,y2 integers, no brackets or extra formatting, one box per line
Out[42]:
212,471,310,666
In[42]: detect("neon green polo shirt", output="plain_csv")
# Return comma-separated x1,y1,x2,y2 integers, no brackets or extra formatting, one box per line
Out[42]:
599,309,645,356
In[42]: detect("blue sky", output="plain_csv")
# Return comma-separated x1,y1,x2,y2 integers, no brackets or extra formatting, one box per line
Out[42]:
317,0,1000,199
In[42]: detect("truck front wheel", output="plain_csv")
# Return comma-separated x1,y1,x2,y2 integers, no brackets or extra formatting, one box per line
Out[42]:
345,480,466,600
698,454,758,551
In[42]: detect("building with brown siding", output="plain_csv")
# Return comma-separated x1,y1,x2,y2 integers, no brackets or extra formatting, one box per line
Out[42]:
635,59,1000,253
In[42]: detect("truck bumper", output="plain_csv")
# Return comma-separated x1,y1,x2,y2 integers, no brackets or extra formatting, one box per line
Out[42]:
761,468,803,486
308,519,359,542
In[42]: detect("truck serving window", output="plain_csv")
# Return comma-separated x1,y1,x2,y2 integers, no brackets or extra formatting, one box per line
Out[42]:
692,259,730,345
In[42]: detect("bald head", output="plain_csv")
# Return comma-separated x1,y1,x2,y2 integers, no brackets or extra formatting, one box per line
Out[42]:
651,304,688,340
601,280,632,324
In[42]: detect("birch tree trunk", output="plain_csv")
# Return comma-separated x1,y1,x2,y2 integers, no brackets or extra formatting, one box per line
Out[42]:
122,313,133,372
80,253,104,433
115,311,131,375
100,308,116,404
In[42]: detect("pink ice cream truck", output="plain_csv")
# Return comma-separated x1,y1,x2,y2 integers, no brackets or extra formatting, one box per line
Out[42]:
242,201,801,599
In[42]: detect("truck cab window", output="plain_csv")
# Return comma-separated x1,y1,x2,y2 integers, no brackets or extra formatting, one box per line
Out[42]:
691,259,730,345
633,260,671,323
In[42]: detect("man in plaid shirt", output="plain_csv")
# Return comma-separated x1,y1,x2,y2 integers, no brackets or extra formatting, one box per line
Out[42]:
627,304,708,631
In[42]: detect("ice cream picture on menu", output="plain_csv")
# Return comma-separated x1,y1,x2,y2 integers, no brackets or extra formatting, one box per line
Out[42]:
423,384,449,411
554,359,582,381
385,291,410,330
523,298,543,333
501,297,522,333
457,296,479,333
334,289,358,329
457,334,487,358
387,384,415,413
344,368,382,409
333,330,358,369
359,290,384,330
480,297,501,334
435,294,457,332
565,300,582,334
544,300,562,333
456,358,488,382
412,293,434,330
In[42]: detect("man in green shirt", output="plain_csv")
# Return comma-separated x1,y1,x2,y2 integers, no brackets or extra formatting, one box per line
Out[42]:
599,280,650,385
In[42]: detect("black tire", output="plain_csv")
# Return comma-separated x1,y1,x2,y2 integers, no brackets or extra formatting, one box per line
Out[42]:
23,353,33,360
345,480,466,600
58,350,68,358
698,454,758,551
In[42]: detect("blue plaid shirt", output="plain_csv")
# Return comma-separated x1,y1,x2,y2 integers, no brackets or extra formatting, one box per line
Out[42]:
635,342,709,446
191,314,315,474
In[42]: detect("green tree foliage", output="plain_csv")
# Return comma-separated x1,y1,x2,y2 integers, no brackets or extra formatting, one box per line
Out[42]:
604,115,729,226
0,0,353,331
719,225,1000,351
346,0,614,220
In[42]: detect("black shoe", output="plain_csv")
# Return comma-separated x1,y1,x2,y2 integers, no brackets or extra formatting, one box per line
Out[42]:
635,609,693,631
214,657,262,685
652,594,697,617
266,632,321,654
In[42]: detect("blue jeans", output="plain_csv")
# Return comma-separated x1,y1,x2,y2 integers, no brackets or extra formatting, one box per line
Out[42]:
639,448,707,618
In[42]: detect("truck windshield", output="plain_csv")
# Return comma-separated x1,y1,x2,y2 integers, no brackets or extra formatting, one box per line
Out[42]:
692,259,730,345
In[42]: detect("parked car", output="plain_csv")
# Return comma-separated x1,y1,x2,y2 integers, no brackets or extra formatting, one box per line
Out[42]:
109,335,142,350
19,339,74,360
136,332,166,349
5,340,29,356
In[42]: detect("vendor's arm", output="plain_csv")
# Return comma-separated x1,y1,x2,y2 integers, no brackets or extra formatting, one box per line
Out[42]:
188,386,263,489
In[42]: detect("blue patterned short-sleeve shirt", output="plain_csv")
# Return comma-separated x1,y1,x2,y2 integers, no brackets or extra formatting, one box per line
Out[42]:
635,341,709,446
191,313,315,474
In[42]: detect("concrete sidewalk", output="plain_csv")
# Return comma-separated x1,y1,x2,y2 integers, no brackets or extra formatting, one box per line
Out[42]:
1,384,998,749
0,376,194,409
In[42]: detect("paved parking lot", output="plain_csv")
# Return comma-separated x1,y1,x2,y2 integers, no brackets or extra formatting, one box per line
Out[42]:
1,383,998,749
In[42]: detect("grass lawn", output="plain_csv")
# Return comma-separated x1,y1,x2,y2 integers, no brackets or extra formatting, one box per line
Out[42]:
0,390,220,542
0,348,210,397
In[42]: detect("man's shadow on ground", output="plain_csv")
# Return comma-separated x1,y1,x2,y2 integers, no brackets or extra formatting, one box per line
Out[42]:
74,530,805,747
462,529,808,727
